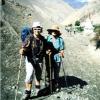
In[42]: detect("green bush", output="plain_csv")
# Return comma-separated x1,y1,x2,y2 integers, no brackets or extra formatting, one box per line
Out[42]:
76,26,84,33
74,21,84,33
90,24,100,49
93,24,100,35
75,20,80,26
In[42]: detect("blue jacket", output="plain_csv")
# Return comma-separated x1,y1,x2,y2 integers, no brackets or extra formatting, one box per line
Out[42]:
46,35,64,62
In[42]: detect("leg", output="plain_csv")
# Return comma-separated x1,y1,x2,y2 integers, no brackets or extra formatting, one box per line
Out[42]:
34,62,42,86
45,55,50,84
45,55,53,87
33,61,43,95
54,62,61,90
22,57,34,100
25,58,34,90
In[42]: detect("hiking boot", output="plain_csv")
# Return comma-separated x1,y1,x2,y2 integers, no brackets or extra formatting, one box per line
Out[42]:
45,77,50,87
55,83,61,92
34,85,40,96
21,90,31,100
34,88,40,96
55,87,61,92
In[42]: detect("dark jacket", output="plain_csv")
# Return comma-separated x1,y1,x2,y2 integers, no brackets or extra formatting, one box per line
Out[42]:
22,34,47,62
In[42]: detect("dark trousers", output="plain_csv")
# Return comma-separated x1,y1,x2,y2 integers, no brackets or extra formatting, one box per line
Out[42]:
29,57,43,82
45,55,61,85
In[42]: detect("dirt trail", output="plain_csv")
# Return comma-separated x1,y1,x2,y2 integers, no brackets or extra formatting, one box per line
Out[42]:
1,1,100,100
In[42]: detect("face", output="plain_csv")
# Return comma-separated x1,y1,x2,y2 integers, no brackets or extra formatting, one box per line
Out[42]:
52,31,57,37
32,27,42,36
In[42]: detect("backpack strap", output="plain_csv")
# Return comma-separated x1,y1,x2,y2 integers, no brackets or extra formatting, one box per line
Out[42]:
58,37,64,51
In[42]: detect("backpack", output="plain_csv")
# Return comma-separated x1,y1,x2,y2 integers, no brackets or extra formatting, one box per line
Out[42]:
21,27,32,42
47,35,64,52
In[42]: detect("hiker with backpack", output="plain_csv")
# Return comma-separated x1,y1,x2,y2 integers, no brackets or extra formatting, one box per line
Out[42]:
45,25,64,92
19,22,47,100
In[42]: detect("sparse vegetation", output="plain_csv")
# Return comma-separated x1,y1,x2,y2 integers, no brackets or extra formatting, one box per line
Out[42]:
93,24,100,35
74,20,84,33
76,26,84,32
75,20,80,26
90,24,100,49
1,0,100,100
1,0,5,5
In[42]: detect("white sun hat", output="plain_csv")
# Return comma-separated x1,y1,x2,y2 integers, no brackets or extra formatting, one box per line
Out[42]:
32,21,42,28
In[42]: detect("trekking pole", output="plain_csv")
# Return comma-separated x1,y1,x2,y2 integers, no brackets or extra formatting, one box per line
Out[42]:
61,59,68,87
44,58,47,87
14,55,23,100
48,52,52,94
42,57,47,87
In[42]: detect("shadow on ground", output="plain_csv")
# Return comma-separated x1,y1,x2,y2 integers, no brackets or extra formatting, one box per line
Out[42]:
30,75,88,99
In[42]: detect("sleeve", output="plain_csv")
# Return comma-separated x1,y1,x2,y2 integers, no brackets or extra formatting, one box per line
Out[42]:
21,35,31,48
22,41,27,48
59,38,64,50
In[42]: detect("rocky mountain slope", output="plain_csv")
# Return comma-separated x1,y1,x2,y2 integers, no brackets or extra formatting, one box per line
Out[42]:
3,0,74,33
62,0,100,25
1,0,100,100
16,0,74,23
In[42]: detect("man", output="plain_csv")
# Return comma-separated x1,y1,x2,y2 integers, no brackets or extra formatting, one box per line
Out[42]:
45,25,64,92
19,22,46,100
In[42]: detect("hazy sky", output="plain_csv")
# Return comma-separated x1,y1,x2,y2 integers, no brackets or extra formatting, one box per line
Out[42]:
75,0,87,2
64,0,87,9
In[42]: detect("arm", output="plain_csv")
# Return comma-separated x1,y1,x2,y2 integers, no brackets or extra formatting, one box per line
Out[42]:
19,39,31,56
59,38,64,58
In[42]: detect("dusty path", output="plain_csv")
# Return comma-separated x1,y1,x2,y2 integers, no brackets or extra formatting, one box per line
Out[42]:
1,1,100,100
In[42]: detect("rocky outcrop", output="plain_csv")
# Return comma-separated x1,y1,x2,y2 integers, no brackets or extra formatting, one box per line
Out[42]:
1,1,100,100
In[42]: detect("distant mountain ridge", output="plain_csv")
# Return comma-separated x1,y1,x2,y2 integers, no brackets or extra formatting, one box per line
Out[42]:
62,0,100,25
64,0,87,9
2,1,100,100
16,0,74,24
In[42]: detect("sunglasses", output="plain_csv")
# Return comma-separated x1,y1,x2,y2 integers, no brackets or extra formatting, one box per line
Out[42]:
33,28,42,30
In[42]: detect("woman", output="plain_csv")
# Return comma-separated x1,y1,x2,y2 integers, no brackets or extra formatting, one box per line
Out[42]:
19,22,46,99
45,25,64,92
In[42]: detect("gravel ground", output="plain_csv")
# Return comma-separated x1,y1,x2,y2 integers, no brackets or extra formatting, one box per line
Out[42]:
1,1,100,100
